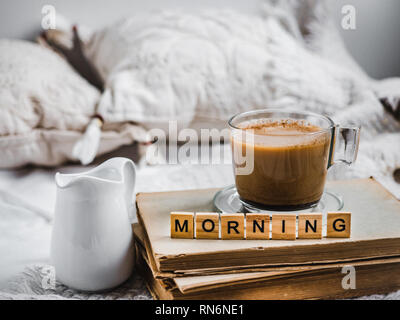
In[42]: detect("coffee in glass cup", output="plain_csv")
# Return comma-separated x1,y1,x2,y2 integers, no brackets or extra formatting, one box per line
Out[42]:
229,109,360,211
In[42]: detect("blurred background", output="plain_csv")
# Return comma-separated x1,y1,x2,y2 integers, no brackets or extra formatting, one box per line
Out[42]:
1,0,400,79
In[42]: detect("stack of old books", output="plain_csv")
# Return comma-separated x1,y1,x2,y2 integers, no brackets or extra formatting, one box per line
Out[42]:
133,178,400,299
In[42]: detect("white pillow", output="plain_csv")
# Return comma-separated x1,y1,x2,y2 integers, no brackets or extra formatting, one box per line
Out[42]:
0,39,99,135
0,40,145,168
84,10,364,132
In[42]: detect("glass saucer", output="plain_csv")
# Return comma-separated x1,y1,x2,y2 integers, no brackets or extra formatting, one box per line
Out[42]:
213,185,344,213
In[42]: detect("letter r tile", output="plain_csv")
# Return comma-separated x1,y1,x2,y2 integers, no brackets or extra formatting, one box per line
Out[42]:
221,213,244,240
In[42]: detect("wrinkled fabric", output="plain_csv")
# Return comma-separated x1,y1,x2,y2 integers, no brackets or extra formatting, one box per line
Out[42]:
0,40,148,168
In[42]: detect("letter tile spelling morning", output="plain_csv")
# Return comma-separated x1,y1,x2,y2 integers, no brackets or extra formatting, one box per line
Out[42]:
298,213,323,239
327,212,351,238
221,213,245,240
170,212,194,239
170,212,351,240
271,215,296,240
196,212,220,239
246,214,270,240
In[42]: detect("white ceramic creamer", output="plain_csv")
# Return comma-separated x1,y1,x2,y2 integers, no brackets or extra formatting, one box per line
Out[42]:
51,157,136,291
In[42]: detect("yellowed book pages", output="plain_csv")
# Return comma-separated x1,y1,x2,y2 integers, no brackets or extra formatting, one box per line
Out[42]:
173,256,400,294
136,178,400,272
136,248,400,300
134,234,400,295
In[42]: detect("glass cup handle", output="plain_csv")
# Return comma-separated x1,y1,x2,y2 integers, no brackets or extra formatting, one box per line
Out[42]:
328,125,361,168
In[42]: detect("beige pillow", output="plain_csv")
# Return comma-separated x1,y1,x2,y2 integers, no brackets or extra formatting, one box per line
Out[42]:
0,40,144,168
84,10,360,133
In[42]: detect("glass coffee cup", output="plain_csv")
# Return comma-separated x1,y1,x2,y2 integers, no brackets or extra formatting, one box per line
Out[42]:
229,109,360,211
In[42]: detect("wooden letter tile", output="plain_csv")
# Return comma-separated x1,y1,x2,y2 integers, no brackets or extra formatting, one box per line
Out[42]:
196,212,220,239
271,214,296,240
298,213,322,239
170,212,194,239
221,213,245,240
327,212,351,238
246,214,270,240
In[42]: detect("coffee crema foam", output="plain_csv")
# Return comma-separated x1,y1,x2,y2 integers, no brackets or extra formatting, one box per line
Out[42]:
234,119,328,148
238,119,322,134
